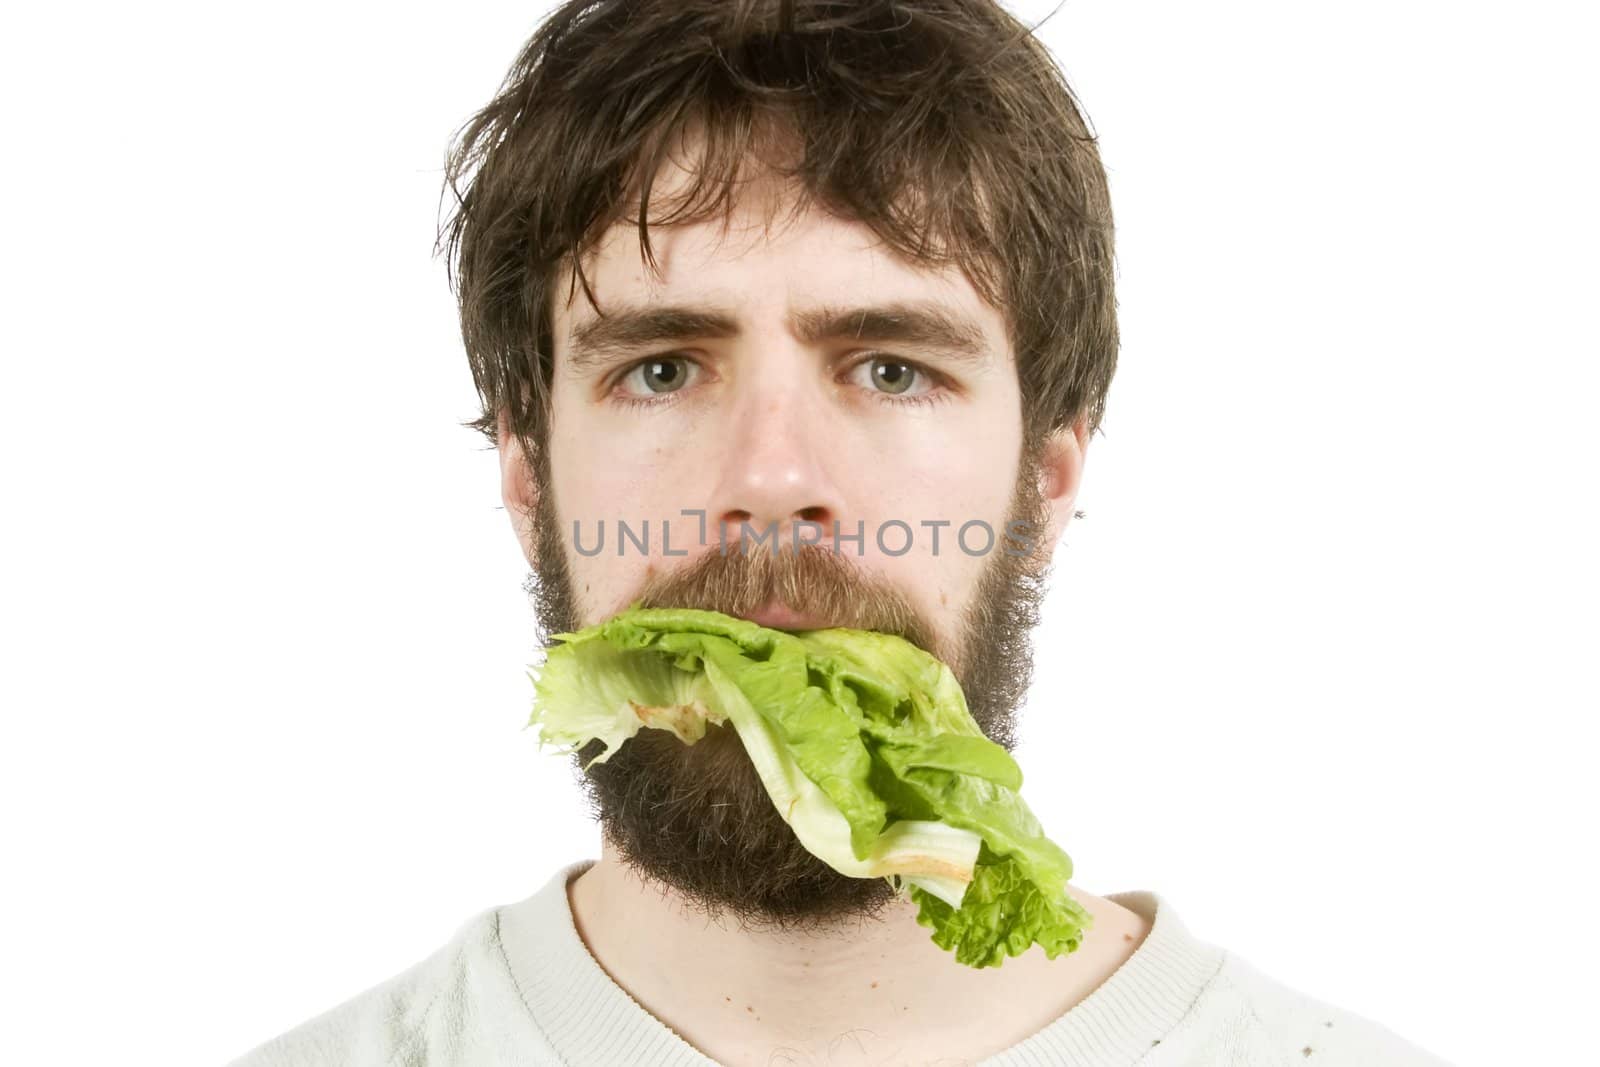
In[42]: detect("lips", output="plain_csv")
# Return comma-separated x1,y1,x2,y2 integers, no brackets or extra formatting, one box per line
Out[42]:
741,600,832,630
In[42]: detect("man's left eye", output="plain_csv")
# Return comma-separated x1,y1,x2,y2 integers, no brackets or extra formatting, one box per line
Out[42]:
848,356,934,397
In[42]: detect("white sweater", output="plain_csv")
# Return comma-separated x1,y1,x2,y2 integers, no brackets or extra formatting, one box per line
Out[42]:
230,859,1450,1066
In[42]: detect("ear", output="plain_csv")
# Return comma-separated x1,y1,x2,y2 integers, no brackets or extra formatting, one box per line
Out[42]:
496,410,540,570
1034,413,1091,561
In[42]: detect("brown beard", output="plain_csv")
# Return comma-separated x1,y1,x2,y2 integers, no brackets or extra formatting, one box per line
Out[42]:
522,442,1053,933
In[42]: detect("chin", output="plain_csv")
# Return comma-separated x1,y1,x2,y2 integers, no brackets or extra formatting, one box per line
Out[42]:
575,719,900,928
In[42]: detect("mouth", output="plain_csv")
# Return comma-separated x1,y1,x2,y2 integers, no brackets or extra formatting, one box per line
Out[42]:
739,599,834,631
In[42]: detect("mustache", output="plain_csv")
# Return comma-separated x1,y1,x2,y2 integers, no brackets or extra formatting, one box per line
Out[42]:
627,543,942,656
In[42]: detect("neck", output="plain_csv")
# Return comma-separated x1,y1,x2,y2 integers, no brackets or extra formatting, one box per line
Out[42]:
567,836,1153,1066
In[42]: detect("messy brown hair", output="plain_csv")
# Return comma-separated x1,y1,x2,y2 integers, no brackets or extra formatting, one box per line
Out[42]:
438,0,1117,470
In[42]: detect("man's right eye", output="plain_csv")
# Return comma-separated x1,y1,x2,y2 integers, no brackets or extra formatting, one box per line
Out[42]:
614,356,699,406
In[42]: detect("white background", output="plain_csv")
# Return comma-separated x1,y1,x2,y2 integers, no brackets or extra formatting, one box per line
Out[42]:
2,2,1595,1065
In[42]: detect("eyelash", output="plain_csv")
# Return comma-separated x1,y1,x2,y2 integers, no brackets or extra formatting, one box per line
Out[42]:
610,354,952,411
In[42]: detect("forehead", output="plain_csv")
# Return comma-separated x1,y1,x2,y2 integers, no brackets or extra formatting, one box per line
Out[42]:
551,161,1010,361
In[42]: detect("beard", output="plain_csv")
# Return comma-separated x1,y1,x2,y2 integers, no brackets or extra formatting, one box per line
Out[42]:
523,441,1054,933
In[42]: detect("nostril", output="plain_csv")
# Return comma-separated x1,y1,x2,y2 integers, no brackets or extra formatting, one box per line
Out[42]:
712,507,835,552
716,510,755,547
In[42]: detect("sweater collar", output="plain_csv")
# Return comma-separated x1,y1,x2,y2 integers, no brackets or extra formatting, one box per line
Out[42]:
495,859,1224,1066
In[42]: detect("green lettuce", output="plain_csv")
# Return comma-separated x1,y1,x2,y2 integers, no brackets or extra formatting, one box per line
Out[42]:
528,604,1093,968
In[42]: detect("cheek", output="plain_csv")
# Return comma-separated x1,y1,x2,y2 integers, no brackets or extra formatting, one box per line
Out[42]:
549,406,707,624
846,428,1020,638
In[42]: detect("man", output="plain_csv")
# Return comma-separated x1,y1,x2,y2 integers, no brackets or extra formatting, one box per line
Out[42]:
232,1,1449,1064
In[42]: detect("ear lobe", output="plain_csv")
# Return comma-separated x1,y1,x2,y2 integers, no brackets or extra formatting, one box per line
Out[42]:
1035,414,1091,558
496,410,541,569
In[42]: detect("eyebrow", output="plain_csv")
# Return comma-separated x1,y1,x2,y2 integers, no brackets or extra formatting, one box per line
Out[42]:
562,299,995,375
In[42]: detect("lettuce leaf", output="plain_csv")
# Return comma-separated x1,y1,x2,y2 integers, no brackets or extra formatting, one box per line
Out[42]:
912,844,1091,967
528,604,1093,967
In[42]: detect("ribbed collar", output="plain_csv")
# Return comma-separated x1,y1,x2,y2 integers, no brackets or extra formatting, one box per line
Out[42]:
495,859,1225,1066
984,889,1227,1065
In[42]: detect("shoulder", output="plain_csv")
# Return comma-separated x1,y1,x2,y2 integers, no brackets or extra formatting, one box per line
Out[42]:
225,907,540,1067
1208,952,1453,1066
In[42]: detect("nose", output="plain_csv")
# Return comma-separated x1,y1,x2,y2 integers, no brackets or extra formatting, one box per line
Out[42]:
709,372,842,553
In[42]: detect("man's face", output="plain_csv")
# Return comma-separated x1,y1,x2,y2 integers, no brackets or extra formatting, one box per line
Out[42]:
502,161,1086,929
